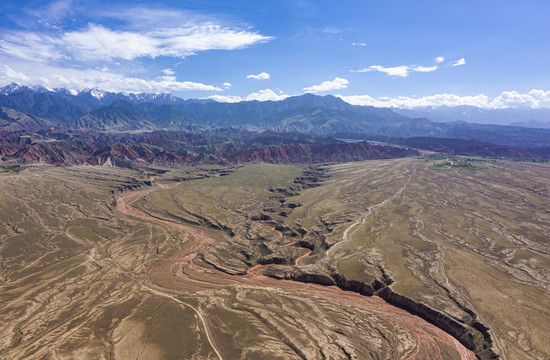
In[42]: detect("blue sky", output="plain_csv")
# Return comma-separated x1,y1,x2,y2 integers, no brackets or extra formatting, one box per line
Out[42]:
1,0,550,108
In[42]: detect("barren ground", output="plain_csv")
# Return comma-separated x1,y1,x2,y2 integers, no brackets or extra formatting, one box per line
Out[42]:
1,158,548,359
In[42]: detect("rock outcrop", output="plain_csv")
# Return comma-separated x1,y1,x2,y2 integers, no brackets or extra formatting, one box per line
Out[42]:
0,130,418,167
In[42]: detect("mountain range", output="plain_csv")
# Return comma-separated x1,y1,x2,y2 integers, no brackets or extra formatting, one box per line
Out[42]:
2,83,550,147
1,83,550,166
394,105,550,128
0,83,186,106
0,129,420,167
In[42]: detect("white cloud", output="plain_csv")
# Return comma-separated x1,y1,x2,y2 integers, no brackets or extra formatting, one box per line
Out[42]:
352,42,366,46
452,58,466,66
353,65,410,77
2,65,30,82
0,33,66,63
435,56,445,63
338,89,550,109
0,23,272,63
338,93,491,108
352,61,448,77
321,27,342,34
155,25,272,55
527,89,550,108
208,89,290,102
373,65,410,77
29,0,75,22
246,72,270,80
207,94,242,103
162,68,175,75
529,89,550,103
223,82,232,87
96,7,212,29
491,91,539,108
246,89,289,101
204,89,550,108
0,62,221,93
63,25,158,61
303,77,349,92
413,65,438,73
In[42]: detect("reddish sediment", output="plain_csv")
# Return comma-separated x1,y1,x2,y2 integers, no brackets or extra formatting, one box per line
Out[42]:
117,186,477,360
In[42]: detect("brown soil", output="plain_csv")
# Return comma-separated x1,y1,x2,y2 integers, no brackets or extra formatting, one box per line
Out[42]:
117,184,477,360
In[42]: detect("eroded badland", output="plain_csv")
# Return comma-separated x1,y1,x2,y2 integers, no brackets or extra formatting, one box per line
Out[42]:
1,158,549,359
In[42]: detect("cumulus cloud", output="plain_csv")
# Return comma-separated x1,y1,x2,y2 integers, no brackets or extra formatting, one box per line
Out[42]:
528,89,550,103
0,5,275,97
246,72,270,80
352,42,366,46
353,65,410,77
223,82,232,87
435,56,445,63
303,77,349,92
0,62,221,93
246,89,289,101
207,94,242,103
0,23,272,63
338,93,489,108
208,89,289,103
527,89,550,108
203,89,550,108
452,58,466,66
168,88,550,108
412,66,437,73
338,89,550,109
491,91,540,108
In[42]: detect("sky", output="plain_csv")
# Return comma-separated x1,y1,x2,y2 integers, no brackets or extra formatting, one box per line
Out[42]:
1,0,550,108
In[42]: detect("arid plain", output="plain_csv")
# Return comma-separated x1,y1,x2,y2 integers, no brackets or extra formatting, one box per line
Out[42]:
1,157,549,359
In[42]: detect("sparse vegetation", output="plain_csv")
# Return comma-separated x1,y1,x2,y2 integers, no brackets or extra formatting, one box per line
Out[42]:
425,155,492,170
1,158,549,359
0,164,25,173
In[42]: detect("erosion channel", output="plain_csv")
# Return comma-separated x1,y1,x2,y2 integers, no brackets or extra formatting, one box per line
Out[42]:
3,157,550,359
117,161,483,360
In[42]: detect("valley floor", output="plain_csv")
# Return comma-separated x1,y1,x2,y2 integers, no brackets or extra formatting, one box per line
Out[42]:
0,158,549,359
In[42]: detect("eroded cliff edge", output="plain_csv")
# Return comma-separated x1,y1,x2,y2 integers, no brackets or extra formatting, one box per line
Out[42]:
221,165,500,359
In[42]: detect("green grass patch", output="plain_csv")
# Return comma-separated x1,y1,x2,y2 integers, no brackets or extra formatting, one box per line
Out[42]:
1,165,26,173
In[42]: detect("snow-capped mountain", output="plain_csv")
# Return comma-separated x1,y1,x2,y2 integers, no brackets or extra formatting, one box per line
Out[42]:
1,83,42,95
0,82,186,106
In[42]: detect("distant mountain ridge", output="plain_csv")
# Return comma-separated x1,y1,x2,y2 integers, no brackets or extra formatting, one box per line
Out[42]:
0,84,418,134
0,82,186,106
0,129,419,167
366,135,550,160
394,105,550,128
2,83,550,148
